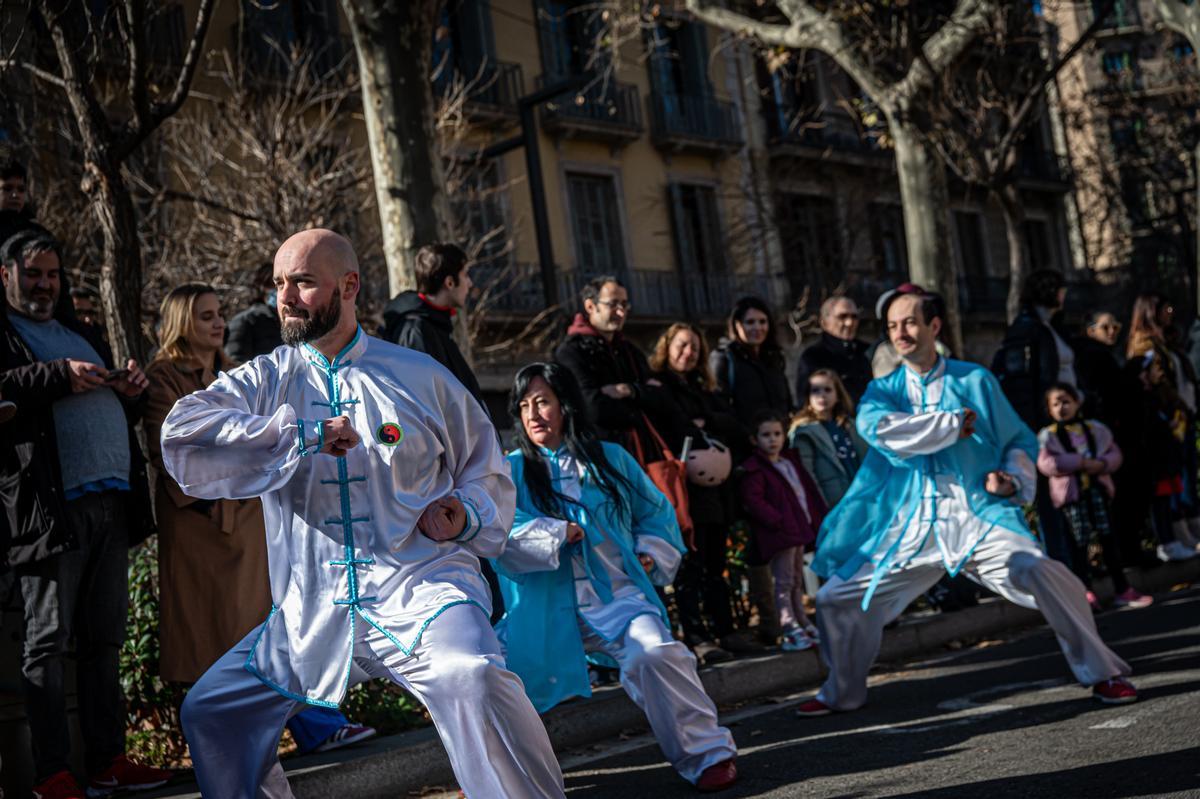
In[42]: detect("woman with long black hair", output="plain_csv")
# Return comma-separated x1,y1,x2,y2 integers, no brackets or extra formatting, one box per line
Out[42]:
494,362,738,792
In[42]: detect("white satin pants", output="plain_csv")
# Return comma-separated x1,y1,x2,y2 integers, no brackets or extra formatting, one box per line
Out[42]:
181,603,565,798
815,529,1132,710
582,613,736,783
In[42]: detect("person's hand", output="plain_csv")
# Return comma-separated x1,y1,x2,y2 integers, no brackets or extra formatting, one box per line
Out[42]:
959,408,978,439
985,470,1017,497
418,496,467,542
565,522,585,543
67,359,107,394
645,378,663,387
110,359,148,398
600,383,634,399
638,553,655,574
1083,458,1106,475
320,415,361,457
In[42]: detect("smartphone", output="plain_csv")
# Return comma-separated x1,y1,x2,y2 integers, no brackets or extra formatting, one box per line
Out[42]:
103,368,131,383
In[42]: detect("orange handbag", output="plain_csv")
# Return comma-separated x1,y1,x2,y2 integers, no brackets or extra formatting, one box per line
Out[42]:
629,414,696,550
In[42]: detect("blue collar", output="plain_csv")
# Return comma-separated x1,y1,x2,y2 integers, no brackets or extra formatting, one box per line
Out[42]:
301,326,366,372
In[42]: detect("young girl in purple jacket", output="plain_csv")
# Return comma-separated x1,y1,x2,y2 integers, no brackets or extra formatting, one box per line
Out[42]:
739,411,827,651
1036,383,1152,611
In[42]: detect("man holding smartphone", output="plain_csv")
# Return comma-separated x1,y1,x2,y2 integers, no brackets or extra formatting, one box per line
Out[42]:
0,226,170,798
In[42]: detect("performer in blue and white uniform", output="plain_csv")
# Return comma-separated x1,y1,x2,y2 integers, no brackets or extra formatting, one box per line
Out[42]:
494,362,739,792
797,291,1137,716
161,230,564,798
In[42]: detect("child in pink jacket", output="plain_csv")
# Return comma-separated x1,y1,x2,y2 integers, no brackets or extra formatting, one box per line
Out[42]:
1036,382,1151,611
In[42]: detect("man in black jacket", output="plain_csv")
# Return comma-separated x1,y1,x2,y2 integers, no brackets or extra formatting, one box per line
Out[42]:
225,262,283,363
795,296,872,403
0,228,170,796
554,275,673,457
381,243,486,412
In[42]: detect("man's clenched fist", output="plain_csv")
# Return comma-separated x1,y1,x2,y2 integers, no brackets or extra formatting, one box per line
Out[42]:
320,415,361,457
418,496,468,542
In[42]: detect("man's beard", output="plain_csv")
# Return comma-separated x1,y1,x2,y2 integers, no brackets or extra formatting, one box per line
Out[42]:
17,291,55,320
280,293,341,346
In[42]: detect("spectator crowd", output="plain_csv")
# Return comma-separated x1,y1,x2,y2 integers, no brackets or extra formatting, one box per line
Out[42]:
0,156,1196,797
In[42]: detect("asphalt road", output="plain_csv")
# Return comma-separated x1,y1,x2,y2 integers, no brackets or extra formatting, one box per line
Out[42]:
549,586,1200,798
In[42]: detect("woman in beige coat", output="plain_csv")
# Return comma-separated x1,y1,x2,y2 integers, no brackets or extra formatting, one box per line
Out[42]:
145,283,374,753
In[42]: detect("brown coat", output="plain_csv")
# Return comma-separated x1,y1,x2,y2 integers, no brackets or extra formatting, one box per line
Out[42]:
145,358,272,683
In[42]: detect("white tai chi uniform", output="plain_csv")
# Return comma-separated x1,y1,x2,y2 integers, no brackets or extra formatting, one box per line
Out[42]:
498,446,736,783
815,358,1130,711
161,328,563,798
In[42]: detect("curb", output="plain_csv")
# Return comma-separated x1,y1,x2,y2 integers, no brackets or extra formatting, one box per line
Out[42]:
148,557,1200,798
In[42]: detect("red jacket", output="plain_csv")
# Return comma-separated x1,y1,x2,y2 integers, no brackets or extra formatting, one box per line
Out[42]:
738,449,827,564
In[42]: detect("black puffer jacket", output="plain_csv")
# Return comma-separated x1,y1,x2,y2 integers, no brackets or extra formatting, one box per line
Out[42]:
645,368,743,521
0,278,153,567
381,291,486,412
709,340,793,428
991,306,1064,429
795,332,873,403
553,315,675,458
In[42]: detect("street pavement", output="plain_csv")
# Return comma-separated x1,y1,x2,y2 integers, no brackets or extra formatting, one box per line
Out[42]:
533,585,1200,798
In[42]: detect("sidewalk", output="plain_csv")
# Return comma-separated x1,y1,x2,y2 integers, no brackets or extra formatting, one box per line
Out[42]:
146,557,1200,799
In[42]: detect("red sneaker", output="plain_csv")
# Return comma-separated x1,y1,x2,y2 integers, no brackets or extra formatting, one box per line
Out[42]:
1092,677,1138,705
696,758,738,792
794,698,834,717
87,754,173,797
32,770,85,799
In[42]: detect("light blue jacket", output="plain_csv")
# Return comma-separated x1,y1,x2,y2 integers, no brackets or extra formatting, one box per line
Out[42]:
493,442,686,713
812,359,1038,594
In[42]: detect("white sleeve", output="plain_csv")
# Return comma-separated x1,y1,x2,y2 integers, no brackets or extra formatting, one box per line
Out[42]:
160,364,317,500
435,372,516,560
1004,447,1037,504
635,535,683,586
498,517,570,574
875,410,964,457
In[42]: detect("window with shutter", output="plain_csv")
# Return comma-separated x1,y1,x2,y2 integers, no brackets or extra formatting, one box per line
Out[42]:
566,173,627,277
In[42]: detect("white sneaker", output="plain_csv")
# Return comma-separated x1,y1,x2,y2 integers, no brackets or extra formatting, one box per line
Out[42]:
1156,541,1198,562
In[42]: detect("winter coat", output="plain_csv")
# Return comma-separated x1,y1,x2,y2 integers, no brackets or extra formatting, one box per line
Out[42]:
644,368,742,523
224,302,282,364
1072,335,1125,428
788,419,867,509
709,340,793,428
738,449,826,564
991,305,1064,429
381,290,486,412
553,314,674,458
1035,419,1122,508
0,280,153,567
796,332,873,403
144,357,272,682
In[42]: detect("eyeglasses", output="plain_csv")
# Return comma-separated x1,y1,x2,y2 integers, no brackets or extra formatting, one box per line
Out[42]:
595,299,631,311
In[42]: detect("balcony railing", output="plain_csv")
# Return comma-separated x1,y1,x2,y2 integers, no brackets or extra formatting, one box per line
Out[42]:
473,263,778,319
761,104,886,156
649,92,743,154
435,60,524,122
538,78,644,145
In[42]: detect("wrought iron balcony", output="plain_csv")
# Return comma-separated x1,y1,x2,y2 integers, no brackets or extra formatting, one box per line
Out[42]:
435,60,524,125
537,77,644,146
649,92,743,155
761,103,887,158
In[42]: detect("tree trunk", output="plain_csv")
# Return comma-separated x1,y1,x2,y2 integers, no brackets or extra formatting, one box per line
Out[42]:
997,184,1027,324
81,159,147,365
341,0,448,298
1195,140,1199,315
889,119,965,357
